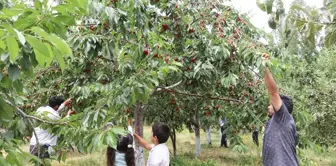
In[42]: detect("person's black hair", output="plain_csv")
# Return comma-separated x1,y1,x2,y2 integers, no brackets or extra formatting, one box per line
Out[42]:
152,122,170,144
107,133,135,166
49,96,64,108
280,94,293,114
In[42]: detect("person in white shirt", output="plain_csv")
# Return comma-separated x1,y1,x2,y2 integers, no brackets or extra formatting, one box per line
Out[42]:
220,117,228,148
106,119,135,166
134,122,170,166
29,96,72,159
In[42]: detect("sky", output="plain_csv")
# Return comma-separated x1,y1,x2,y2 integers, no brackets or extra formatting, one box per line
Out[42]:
229,0,324,32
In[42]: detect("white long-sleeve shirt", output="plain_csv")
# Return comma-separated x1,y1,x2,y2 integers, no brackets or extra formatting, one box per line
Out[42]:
30,104,65,146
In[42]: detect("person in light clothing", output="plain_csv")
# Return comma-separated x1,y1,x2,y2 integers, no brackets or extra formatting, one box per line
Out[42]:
134,122,170,166
106,119,135,166
220,117,228,148
29,96,72,159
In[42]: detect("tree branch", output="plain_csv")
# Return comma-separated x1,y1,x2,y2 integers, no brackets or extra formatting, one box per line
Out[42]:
4,99,69,125
156,87,242,103
156,80,182,92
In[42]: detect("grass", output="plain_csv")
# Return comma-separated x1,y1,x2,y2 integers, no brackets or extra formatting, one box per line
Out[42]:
22,126,336,166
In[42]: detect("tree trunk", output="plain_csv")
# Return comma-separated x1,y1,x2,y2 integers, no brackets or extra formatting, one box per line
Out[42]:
171,127,177,158
205,126,211,145
134,102,145,166
195,110,201,157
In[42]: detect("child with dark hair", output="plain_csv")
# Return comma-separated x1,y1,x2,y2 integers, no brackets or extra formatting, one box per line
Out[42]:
107,119,135,166
134,122,170,166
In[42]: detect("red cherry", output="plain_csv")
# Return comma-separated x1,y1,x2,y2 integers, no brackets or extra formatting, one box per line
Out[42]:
188,29,195,33
205,107,209,110
103,23,109,29
153,53,159,58
237,17,242,22
186,66,190,71
191,58,196,63
162,24,169,31
143,49,149,55
215,105,220,109
84,69,90,73
90,25,94,31
170,98,176,104
176,34,180,38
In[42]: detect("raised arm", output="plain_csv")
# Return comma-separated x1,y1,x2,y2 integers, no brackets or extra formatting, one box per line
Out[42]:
57,98,72,112
133,133,153,150
264,67,282,111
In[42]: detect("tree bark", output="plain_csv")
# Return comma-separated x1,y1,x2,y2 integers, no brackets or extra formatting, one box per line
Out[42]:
171,127,177,158
194,109,201,157
205,126,211,145
134,102,145,166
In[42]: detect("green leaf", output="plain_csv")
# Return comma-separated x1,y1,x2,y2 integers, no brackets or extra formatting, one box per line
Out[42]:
25,35,50,58
45,44,54,67
33,48,46,67
55,15,76,25
14,29,25,45
0,40,6,50
6,36,19,62
14,12,37,30
50,19,67,39
54,48,65,71
0,76,12,88
256,0,266,11
17,118,26,134
0,6,24,19
30,27,52,41
266,0,274,14
106,132,117,149
111,127,127,135
50,35,72,57
8,64,20,81
0,98,14,122
13,80,23,93
34,0,42,11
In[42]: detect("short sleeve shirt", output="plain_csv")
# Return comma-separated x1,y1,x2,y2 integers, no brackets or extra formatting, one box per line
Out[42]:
262,103,299,166
147,143,169,166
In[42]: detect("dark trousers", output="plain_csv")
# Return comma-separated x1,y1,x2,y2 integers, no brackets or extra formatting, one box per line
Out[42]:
220,126,228,147
30,145,50,159
252,130,259,146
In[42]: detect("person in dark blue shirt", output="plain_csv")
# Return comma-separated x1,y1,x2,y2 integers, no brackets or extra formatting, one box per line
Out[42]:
262,65,299,166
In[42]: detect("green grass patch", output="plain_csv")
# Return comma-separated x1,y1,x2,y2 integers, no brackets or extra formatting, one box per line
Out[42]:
21,126,336,166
